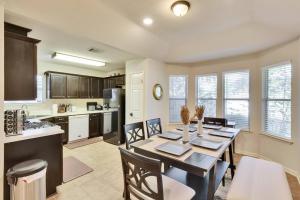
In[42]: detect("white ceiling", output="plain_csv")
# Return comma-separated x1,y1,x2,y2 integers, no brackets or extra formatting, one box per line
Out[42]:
5,0,300,64
5,13,139,71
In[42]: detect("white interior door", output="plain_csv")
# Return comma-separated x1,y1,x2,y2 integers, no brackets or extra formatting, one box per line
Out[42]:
127,72,144,124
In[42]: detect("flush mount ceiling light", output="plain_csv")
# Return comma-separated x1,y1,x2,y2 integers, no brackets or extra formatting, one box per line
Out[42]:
143,17,153,26
171,1,190,17
52,52,105,67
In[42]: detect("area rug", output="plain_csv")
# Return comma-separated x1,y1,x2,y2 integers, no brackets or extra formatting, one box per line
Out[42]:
64,137,102,149
63,156,93,183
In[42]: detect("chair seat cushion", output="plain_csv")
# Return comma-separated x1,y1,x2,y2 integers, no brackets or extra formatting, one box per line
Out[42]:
227,156,293,200
130,175,195,200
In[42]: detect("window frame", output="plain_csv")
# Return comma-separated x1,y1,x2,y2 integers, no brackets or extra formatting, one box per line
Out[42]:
261,61,292,141
195,73,218,118
168,75,188,124
222,69,250,131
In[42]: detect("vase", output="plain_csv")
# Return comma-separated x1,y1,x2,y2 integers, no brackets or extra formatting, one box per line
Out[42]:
198,119,204,136
183,124,189,143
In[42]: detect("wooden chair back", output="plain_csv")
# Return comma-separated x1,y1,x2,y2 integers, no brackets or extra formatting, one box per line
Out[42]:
203,117,228,127
123,122,145,150
146,118,162,138
119,147,164,200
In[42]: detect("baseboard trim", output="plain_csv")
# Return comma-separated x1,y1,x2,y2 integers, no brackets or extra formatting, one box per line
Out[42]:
235,150,300,184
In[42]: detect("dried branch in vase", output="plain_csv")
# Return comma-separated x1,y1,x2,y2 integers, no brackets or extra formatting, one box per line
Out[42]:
195,105,205,120
180,106,190,125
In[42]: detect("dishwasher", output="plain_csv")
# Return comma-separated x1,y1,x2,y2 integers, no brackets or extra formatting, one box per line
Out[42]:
68,115,89,142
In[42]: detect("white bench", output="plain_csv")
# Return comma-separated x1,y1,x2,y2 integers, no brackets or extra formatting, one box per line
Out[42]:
227,156,293,200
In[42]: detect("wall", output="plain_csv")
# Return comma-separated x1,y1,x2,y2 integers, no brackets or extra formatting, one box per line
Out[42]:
0,1,4,198
143,59,168,129
125,59,168,129
256,40,300,177
166,39,300,179
106,68,125,77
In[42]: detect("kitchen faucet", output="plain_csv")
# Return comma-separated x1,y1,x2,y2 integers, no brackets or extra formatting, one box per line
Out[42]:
21,104,29,118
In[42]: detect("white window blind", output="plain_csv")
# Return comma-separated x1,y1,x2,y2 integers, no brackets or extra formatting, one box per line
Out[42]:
223,70,249,129
169,75,187,123
196,74,217,117
263,63,291,139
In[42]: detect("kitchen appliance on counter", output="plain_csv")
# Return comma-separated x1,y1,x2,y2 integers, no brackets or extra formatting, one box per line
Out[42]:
4,110,25,136
102,88,125,145
87,102,103,111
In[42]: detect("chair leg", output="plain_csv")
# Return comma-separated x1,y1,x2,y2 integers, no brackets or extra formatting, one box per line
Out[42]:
221,153,226,186
164,162,171,172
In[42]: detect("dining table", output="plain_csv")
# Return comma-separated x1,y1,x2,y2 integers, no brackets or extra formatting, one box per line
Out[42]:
131,126,240,200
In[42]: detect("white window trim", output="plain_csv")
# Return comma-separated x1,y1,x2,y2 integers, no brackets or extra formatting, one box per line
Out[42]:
168,75,188,124
261,61,292,142
222,69,250,131
195,73,218,117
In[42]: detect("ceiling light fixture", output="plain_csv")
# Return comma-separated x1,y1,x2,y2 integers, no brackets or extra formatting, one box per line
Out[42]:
143,17,153,26
171,1,190,17
52,52,105,67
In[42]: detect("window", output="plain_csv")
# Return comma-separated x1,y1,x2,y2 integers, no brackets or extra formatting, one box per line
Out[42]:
262,63,291,139
169,75,187,123
196,74,217,117
223,70,250,130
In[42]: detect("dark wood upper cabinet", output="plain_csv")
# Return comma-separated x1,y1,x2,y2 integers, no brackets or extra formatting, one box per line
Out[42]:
98,78,104,98
103,75,125,90
45,71,123,99
79,76,90,98
4,23,41,101
48,73,67,99
90,77,99,98
66,75,79,98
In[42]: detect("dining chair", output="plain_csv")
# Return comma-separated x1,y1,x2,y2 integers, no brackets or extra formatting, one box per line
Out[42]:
123,122,145,150
119,147,195,200
145,118,162,138
203,117,228,127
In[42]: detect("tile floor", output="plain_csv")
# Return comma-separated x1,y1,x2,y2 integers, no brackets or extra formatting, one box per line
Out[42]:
48,140,300,200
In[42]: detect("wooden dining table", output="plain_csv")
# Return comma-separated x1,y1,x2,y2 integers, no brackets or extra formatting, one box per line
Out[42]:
131,127,240,200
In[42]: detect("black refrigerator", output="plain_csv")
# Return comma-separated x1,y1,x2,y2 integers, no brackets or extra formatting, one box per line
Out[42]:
102,88,125,145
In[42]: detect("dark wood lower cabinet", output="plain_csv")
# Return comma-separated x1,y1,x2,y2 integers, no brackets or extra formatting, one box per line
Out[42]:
89,113,102,138
43,117,68,144
4,134,63,200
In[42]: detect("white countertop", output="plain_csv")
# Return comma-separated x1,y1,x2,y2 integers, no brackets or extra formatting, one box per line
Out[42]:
4,126,64,144
29,108,119,120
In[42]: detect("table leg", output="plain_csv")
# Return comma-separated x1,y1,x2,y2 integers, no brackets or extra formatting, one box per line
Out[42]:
233,139,236,153
229,143,235,178
207,164,216,200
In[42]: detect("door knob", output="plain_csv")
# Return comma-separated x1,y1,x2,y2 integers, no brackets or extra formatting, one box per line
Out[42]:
129,113,133,117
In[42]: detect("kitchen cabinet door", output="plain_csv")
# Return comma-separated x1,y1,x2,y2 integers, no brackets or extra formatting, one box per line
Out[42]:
89,113,101,138
49,73,67,99
53,116,69,144
90,77,99,98
67,75,80,98
4,32,40,100
56,122,69,144
98,78,104,98
79,76,90,98
115,75,125,85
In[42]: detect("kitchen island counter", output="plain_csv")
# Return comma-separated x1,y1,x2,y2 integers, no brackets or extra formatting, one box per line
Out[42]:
3,127,63,200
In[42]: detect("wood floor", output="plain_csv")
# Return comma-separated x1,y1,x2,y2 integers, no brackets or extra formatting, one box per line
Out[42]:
48,140,300,200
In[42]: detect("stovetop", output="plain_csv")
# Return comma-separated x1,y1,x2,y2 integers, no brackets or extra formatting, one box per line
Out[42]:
24,121,56,130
